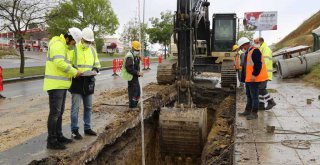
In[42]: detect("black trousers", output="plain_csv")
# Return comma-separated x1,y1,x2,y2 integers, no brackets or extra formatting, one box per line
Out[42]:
47,89,67,141
128,77,141,108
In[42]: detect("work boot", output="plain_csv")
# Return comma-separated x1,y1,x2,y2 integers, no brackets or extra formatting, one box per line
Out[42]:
246,112,258,120
238,106,251,116
247,108,258,120
85,129,97,136
57,136,73,144
0,94,5,99
47,140,66,150
72,130,83,140
259,103,265,110
265,99,276,110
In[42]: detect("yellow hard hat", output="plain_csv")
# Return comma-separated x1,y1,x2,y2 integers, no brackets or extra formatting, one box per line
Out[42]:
132,41,141,51
232,45,238,51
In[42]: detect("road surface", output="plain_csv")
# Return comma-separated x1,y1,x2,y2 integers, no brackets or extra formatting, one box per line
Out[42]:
0,51,116,69
1,63,157,99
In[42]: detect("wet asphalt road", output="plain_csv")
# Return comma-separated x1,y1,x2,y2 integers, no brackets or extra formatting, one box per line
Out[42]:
0,63,157,100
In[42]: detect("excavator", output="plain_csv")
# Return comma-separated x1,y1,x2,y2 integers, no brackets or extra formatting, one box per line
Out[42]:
158,0,237,158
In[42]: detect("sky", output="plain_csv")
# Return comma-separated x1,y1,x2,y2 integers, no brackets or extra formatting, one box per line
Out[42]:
109,0,320,47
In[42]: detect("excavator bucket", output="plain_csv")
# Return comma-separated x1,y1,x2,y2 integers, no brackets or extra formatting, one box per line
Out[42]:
157,62,176,85
159,107,207,157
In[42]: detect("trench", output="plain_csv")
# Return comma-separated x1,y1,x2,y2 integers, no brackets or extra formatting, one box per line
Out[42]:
87,85,236,165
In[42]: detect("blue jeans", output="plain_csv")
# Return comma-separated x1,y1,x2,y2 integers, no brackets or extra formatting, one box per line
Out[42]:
245,82,260,110
71,93,92,131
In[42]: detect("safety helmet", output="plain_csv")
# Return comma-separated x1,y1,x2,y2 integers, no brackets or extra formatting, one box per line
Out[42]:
237,37,250,47
82,27,94,42
232,45,238,51
132,41,141,51
68,27,82,44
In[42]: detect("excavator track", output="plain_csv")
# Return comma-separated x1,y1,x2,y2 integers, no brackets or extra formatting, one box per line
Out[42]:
159,107,207,157
221,60,237,88
157,62,176,85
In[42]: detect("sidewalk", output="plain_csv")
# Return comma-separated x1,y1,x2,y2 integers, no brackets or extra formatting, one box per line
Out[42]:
234,78,320,165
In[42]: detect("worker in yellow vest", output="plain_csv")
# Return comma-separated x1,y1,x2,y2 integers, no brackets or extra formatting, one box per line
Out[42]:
254,37,276,110
43,27,83,150
237,37,268,120
68,27,101,140
120,41,144,109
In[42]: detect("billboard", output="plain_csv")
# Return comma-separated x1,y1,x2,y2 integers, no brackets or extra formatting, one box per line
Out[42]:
244,11,277,31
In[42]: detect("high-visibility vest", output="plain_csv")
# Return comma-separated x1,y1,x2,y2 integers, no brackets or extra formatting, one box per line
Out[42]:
245,47,268,83
259,42,273,80
43,34,77,91
120,51,134,81
70,43,101,72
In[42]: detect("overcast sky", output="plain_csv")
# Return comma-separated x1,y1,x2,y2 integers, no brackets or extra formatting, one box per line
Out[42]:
109,0,320,45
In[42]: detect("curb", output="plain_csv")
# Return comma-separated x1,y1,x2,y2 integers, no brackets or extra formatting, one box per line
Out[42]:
3,67,112,84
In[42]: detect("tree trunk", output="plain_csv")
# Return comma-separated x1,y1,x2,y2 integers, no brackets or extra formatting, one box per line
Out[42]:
18,38,25,74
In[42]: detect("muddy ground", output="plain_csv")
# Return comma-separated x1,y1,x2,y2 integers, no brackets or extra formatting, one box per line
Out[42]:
1,74,237,165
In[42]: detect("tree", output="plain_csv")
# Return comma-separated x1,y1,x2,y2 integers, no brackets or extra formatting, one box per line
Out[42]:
238,30,255,41
46,0,119,52
0,0,55,73
120,17,147,51
147,11,173,59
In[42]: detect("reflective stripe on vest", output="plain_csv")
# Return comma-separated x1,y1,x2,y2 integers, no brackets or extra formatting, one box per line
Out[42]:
73,46,96,69
45,75,70,81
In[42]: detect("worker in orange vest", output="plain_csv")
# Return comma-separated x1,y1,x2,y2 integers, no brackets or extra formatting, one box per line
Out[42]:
237,37,268,120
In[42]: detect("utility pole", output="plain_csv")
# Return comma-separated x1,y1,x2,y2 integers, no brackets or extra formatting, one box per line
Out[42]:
259,31,262,38
138,1,146,165
143,0,146,57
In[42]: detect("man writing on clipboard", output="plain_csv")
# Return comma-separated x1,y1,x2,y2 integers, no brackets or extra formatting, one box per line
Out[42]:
68,27,101,140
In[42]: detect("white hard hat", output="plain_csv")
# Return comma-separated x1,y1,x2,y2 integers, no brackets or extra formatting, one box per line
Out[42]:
237,37,250,47
68,27,82,44
82,27,94,42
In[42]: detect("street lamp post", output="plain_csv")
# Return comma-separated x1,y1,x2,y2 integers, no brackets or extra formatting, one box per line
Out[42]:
137,1,146,165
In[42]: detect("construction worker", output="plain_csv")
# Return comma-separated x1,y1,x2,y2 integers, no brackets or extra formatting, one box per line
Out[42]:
69,27,101,140
237,37,268,120
120,41,144,109
254,37,276,110
43,27,83,150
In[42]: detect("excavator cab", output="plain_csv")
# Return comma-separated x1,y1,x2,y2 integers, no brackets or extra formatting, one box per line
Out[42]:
212,13,237,53
211,13,238,87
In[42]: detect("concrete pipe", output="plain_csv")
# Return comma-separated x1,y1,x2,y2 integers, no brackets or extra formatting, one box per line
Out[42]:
277,51,320,78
